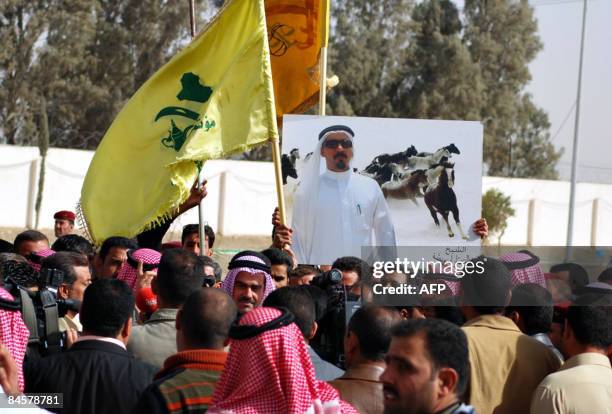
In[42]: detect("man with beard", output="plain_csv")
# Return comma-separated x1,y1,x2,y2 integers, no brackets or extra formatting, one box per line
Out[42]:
380,319,474,414
290,125,396,265
220,251,276,315
274,125,489,265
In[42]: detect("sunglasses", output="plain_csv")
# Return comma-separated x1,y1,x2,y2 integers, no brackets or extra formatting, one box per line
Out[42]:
323,139,353,149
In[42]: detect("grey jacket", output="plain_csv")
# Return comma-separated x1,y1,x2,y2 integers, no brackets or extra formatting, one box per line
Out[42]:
128,308,178,368
308,345,344,381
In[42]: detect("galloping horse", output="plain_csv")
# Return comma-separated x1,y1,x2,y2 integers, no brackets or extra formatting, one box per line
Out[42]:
424,165,468,239
405,146,456,171
381,170,428,205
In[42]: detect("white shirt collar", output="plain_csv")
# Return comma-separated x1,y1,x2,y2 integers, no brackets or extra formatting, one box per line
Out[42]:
322,169,352,181
75,335,127,350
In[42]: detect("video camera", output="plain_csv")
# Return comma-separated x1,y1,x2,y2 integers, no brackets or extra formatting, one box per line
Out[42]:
310,268,343,289
201,275,216,288
309,268,361,369
1,262,81,357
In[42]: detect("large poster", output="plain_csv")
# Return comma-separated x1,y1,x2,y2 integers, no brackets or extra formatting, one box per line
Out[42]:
282,114,483,265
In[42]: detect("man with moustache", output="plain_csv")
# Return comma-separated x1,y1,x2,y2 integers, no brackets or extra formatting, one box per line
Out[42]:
380,319,475,414
291,125,396,265
220,250,276,315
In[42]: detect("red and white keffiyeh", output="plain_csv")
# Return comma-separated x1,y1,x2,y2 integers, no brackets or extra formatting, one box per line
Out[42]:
208,307,357,414
116,248,160,292
220,255,275,300
0,287,30,391
27,247,55,273
500,251,546,288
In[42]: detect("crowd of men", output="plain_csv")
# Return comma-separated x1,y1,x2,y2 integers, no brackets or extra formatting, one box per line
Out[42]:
0,205,610,414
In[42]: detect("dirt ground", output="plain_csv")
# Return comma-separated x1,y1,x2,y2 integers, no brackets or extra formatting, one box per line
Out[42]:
0,227,271,270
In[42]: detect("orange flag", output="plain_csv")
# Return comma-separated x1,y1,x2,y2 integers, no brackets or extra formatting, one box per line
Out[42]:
265,0,330,118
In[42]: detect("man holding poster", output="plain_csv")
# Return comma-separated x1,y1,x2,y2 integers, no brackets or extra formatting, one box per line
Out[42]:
291,125,396,264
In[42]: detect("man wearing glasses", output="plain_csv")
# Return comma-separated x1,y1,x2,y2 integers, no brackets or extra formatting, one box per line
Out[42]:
291,125,396,265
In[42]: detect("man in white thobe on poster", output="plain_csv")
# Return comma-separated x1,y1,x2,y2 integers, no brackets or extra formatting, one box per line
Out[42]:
290,125,396,265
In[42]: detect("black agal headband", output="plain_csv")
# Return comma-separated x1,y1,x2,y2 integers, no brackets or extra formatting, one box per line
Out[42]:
502,250,540,271
229,307,295,340
227,250,271,274
126,250,159,272
318,125,355,140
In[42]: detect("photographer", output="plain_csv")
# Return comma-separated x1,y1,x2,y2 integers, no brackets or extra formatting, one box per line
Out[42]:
201,255,222,288
40,252,92,332
332,256,372,299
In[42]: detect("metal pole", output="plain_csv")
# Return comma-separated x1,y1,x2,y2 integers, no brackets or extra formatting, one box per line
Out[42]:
188,0,196,38
188,0,206,256
565,0,588,262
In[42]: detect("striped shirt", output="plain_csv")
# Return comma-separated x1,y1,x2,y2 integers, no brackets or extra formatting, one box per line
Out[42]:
133,349,227,414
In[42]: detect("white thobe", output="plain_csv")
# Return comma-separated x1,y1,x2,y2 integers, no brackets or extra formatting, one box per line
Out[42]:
292,169,396,264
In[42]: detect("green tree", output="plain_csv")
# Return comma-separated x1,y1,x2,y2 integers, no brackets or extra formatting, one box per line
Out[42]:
394,0,483,120
33,0,103,148
0,0,52,146
482,188,515,245
507,94,563,179
463,0,561,178
327,0,413,117
1,0,213,149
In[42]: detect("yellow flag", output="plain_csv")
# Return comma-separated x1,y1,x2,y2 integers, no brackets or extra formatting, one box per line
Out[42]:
265,0,330,118
80,0,278,244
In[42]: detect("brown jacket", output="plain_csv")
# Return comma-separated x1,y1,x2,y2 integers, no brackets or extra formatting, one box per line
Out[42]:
463,314,562,414
329,363,385,414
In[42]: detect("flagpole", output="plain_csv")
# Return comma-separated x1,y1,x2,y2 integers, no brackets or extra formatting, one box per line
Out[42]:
318,0,330,116
188,0,207,256
319,47,328,115
188,0,196,37
271,138,287,225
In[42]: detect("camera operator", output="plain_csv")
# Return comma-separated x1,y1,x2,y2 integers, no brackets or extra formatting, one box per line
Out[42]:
201,255,222,288
332,256,371,298
40,252,91,332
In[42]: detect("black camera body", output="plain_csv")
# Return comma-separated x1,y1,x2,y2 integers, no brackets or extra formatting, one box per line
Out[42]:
309,268,361,369
310,268,343,290
201,275,216,288
2,266,80,358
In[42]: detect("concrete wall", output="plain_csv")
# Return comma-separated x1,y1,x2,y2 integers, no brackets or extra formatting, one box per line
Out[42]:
0,144,276,236
483,177,612,246
1,145,611,244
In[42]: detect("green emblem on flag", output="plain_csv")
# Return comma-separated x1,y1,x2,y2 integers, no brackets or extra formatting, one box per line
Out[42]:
156,72,216,152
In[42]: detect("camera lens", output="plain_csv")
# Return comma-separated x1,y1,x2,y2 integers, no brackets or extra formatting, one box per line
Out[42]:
328,269,342,283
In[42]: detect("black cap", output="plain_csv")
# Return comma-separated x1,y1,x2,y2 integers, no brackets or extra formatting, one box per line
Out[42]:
318,125,355,140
